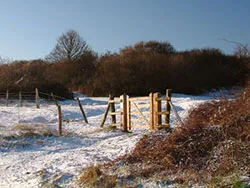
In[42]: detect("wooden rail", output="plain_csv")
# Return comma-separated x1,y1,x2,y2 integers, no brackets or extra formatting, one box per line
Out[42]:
100,89,183,131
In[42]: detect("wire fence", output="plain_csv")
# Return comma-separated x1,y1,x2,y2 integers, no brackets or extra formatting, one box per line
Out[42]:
0,89,89,136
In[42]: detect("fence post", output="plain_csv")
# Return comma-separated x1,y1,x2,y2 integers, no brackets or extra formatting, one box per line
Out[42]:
127,95,131,130
76,97,88,123
149,92,154,130
6,90,9,107
153,92,161,129
120,94,128,132
58,105,62,136
35,88,40,109
109,95,116,124
100,103,110,127
165,89,172,126
19,91,22,107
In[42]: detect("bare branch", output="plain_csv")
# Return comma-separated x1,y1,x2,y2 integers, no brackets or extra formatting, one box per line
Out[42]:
221,38,250,57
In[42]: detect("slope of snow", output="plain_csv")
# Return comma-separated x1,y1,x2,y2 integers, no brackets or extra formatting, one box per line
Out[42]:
0,93,216,187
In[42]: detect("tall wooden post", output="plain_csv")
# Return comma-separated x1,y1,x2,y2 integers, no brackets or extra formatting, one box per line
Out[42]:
100,103,110,127
149,93,154,130
35,88,40,109
120,94,128,132
165,89,172,126
6,90,9,107
19,91,22,107
76,97,88,123
58,105,62,136
153,92,161,129
127,96,131,130
109,95,116,124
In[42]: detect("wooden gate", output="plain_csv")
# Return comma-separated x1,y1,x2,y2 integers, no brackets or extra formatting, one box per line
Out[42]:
100,89,181,131
126,94,154,130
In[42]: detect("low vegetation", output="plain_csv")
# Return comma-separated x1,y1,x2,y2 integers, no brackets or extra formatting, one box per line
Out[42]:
78,86,250,187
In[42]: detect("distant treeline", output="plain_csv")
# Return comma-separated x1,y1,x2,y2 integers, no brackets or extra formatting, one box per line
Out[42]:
0,41,249,97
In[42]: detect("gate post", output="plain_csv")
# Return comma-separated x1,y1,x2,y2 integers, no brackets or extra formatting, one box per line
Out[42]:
120,94,128,132
149,93,154,130
153,92,161,130
165,89,172,126
127,95,131,130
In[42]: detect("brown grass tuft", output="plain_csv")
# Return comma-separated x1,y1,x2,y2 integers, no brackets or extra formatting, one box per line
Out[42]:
110,86,250,184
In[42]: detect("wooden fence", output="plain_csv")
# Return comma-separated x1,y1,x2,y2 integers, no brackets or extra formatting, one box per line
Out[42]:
100,89,183,131
0,88,88,136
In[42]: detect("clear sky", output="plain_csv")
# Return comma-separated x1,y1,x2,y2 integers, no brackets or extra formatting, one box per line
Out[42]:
0,0,249,60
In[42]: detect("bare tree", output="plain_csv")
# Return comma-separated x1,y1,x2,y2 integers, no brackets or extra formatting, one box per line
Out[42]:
222,38,250,58
45,30,90,62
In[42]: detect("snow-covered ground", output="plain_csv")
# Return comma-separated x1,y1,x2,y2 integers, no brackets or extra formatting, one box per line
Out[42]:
0,92,218,187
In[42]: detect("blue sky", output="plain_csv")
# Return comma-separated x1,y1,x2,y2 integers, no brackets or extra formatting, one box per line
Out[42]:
0,0,249,60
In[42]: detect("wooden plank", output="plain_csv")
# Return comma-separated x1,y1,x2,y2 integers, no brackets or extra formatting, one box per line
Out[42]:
109,95,116,124
156,97,171,101
157,111,170,115
169,101,184,126
108,99,121,103
134,104,149,108
129,96,149,102
76,97,88,123
131,101,150,125
109,123,121,127
100,103,110,127
110,112,121,115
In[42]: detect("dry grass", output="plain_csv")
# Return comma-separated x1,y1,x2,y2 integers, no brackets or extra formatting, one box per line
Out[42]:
78,165,119,188
93,86,250,186
12,123,54,137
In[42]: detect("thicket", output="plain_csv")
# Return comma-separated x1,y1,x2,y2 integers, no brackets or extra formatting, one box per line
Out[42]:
0,51,96,98
0,40,249,97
